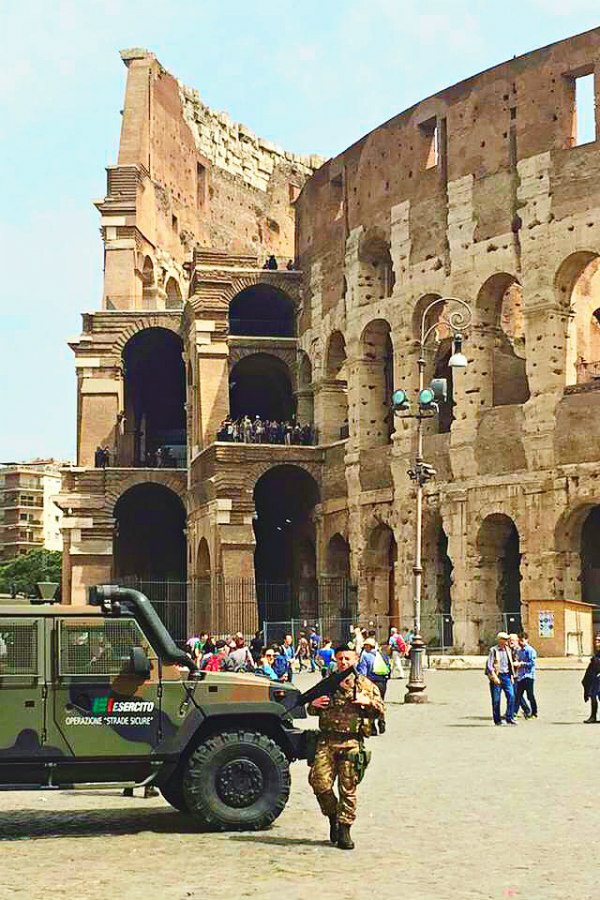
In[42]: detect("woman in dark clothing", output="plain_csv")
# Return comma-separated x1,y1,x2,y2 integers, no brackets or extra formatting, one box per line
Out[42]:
582,633,600,723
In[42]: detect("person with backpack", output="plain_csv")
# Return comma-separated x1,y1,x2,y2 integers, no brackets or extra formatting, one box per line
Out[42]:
272,644,293,682
357,636,390,733
308,626,321,673
229,636,255,671
317,638,335,678
388,627,406,679
201,639,233,672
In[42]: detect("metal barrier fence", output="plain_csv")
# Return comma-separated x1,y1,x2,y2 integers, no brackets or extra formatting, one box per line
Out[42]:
116,577,524,654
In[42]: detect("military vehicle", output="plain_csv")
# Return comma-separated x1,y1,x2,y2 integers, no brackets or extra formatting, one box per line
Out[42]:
0,585,309,830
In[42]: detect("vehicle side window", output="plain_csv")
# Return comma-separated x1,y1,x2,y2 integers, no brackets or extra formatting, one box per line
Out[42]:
59,619,156,676
0,620,39,675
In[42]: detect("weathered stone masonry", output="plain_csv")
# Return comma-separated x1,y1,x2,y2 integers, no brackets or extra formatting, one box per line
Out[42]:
60,31,600,651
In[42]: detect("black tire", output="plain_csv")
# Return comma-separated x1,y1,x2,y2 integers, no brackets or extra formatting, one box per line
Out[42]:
182,730,290,831
159,772,188,813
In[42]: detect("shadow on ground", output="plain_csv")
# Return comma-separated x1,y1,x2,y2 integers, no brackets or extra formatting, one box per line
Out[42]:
0,808,205,840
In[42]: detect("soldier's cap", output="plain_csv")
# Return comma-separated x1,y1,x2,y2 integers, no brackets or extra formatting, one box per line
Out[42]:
496,631,510,641
334,643,357,655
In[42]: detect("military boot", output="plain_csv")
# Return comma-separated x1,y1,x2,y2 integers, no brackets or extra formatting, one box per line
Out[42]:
337,824,355,850
328,816,338,844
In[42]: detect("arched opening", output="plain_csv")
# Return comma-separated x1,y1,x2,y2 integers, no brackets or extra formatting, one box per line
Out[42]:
296,351,314,426
253,465,320,621
229,285,295,337
477,514,522,638
422,512,453,646
122,328,186,467
196,537,211,578
364,523,398,622
558,253,600,385
326,533,351,577
141,256,155,307
114,483,186,580
477,274,529,407
165,277,183,309
433,339,454,434
359,320,394,448
358,234,394,303
229,353,294,423
324,331,349,441
581,507,600,626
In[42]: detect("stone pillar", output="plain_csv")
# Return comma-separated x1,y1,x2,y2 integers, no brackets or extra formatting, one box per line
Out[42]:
61,520,114,604
77,367,122,468
314,380,348,444
196,324,229,450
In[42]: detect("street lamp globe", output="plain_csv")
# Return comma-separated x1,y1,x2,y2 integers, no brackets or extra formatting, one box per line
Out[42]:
448,334,468,369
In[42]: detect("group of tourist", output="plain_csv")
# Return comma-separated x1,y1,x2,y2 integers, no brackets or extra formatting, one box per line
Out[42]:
93,445,180,468
485,631,538,724
262,254,296,271
216,416,316,445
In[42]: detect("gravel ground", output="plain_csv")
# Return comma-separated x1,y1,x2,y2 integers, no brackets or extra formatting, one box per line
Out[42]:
0,670,595,900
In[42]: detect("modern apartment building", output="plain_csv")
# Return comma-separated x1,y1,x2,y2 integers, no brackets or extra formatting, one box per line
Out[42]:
0,461,66,562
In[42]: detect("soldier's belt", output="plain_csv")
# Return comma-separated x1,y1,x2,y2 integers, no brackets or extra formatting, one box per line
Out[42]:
319,730,361,739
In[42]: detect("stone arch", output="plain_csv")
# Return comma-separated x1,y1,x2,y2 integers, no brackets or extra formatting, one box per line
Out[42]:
253,464,321,620
121,327,186,467
476,273,529,407
244,459,321,497
165,277,183,309
105,470,187,511
229,284,295,337
555,252,600,385
359,319,394,448
555,501,600,612
196,537,211,578
326,532,351,577
363,521,398,622
141,256,155,307
296,350,314,425
476,513,522,639
113,482,186,580
113,315,182,355
229,352,294,422
358,230,394,303
322,331,349,442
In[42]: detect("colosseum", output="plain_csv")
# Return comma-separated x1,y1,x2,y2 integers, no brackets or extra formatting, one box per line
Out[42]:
58,29,600,654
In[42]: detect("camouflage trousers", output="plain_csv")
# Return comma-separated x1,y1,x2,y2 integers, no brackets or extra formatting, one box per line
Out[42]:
308,735,360,825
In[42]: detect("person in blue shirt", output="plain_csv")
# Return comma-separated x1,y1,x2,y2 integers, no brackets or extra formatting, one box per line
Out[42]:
317,638,335,678
308,627,321,672
514,632,538,718
255,648,279,681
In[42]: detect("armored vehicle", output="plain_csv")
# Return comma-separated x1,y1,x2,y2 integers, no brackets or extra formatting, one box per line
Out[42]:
0,585,308,830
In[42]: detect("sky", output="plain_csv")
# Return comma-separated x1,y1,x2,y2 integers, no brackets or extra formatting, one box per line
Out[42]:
0,0,599,462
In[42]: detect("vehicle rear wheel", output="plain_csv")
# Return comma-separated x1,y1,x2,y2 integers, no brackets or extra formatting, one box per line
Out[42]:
159,772,188,812
182,730,290,831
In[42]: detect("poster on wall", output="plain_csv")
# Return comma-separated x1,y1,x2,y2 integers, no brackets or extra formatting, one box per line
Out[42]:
538,610,554,638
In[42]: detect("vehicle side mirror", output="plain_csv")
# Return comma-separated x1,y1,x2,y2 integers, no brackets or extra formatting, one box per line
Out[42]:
129,646,151,679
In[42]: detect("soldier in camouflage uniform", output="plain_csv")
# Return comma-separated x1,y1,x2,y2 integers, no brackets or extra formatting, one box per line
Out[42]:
308,644,385,850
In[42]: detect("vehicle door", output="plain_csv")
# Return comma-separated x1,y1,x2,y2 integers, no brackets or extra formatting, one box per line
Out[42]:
0,617,46,761
53,616,160,757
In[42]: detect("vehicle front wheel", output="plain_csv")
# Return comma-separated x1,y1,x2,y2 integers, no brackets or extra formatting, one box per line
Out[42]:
182,730,290,831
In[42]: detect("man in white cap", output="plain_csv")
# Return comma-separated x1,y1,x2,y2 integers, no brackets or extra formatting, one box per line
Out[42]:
485,632,516,726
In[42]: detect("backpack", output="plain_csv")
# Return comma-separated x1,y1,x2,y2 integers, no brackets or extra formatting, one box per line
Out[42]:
373,649,391,678
272,654,288,678
203,654,222,672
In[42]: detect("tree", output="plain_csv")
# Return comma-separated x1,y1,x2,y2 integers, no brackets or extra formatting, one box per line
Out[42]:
0,549,62,597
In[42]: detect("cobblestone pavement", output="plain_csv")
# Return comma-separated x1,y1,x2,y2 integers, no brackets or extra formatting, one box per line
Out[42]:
0,671,595,900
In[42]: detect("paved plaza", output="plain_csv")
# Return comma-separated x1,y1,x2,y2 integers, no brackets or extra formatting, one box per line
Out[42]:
0,670,595,900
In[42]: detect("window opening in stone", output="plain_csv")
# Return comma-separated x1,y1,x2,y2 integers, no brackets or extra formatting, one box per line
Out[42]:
562,254,600,385
296,352,314,430
229,353,294,423
358,235,394,303
165,277,183,309
477,274,529,407
114,483,186,581
171,214,179,233
141,256,155,308
324,331,349,442
229,285,295,337
573,73,596,146
253,465,320,622
197,162,207,207
420,117,438,169
122,328,186,467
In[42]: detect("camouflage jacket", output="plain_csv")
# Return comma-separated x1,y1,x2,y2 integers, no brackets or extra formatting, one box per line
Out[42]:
308,673,385,737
